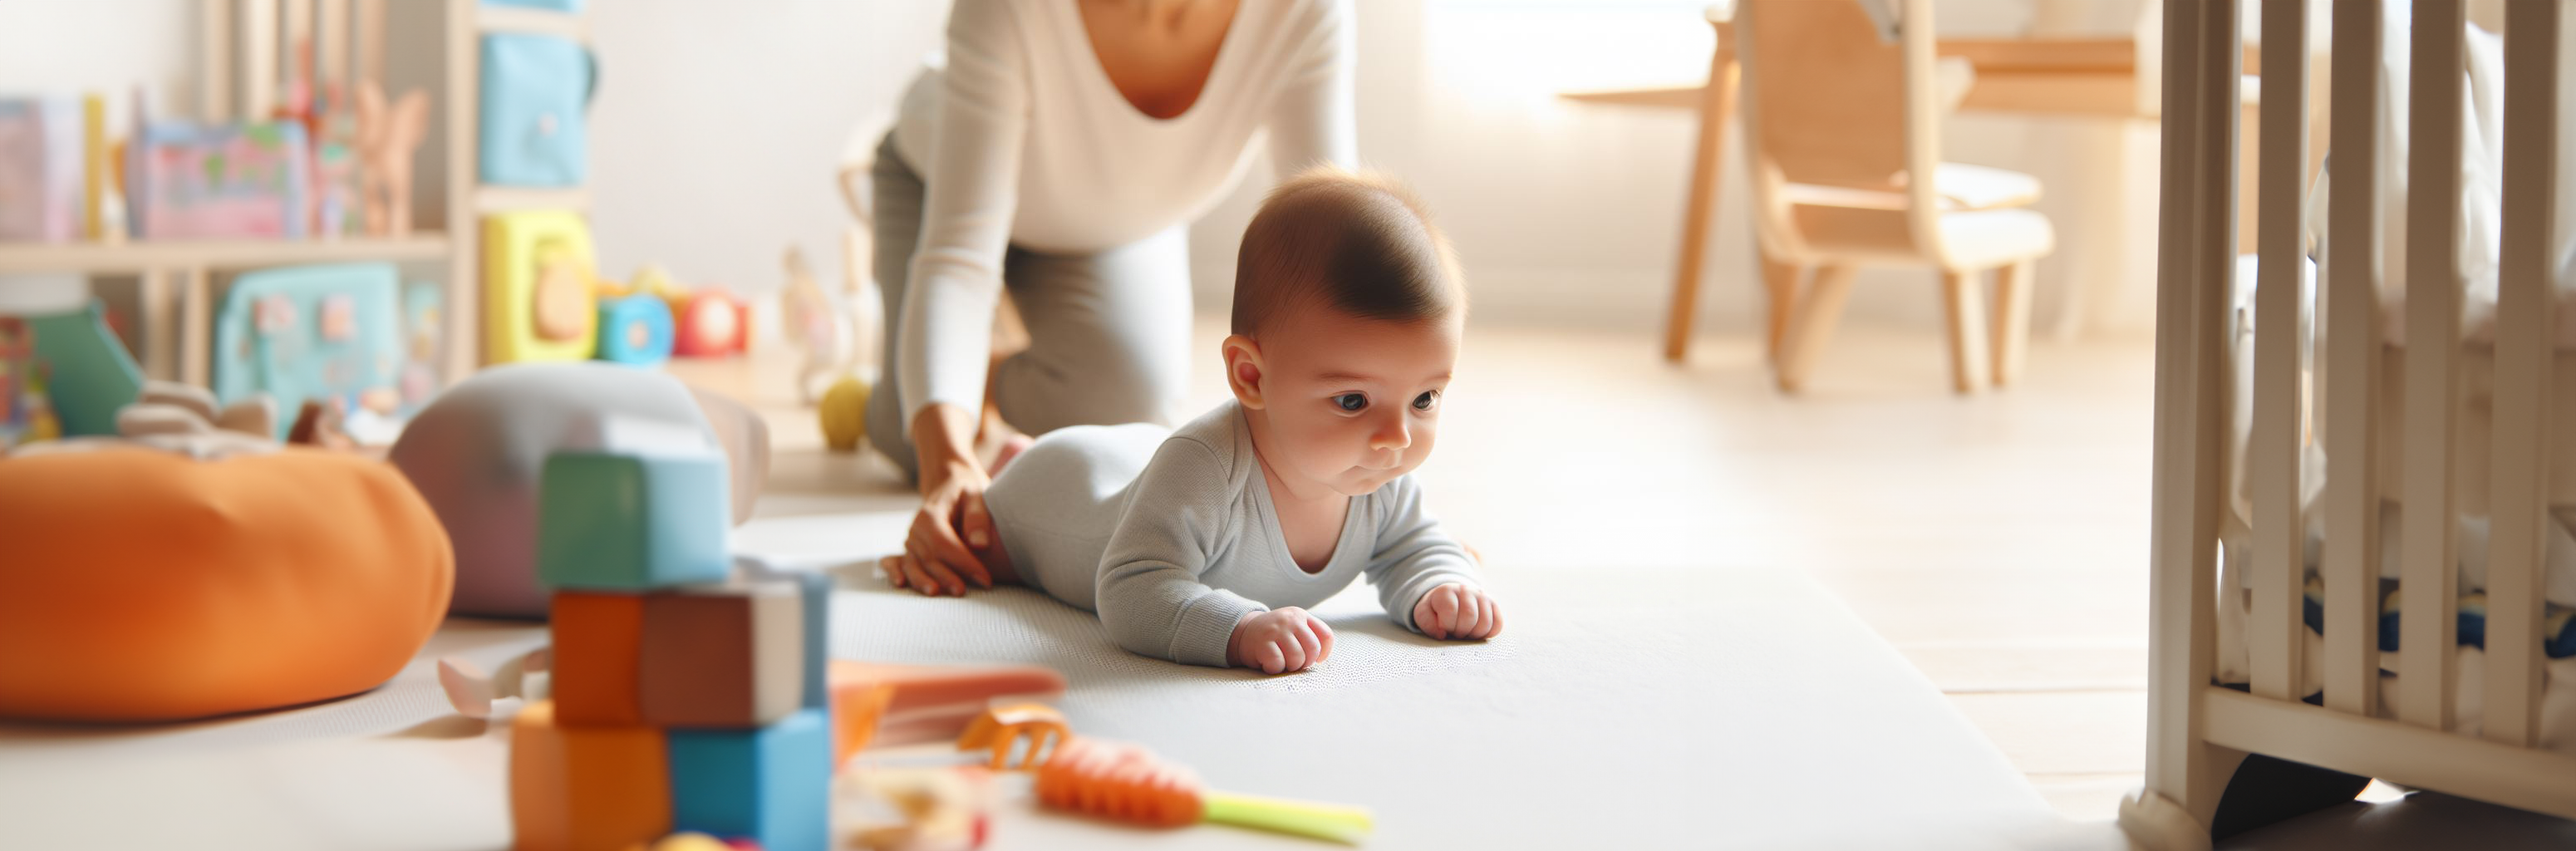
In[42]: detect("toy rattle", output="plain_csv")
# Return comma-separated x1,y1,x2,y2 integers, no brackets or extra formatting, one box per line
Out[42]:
953,704,1370,844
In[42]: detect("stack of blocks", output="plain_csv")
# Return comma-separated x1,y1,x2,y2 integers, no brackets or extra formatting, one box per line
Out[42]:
512,449,835,851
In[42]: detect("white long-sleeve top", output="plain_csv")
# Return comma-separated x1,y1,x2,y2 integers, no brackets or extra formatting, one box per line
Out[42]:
889,0,1357,432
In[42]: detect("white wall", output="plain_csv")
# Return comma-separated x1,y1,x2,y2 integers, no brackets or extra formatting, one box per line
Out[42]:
1,0,2163,340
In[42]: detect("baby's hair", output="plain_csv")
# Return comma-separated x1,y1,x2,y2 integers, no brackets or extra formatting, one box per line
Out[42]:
1231,166,1464,337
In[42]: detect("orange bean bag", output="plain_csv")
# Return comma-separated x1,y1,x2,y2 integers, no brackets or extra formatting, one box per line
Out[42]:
0,446,454,721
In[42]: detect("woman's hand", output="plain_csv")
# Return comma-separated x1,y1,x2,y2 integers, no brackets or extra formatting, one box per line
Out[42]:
1411,583,1502,641
1227,608,1335,674
891,403,997,596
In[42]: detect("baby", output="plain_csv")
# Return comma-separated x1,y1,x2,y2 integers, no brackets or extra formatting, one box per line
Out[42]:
878,168,1502,674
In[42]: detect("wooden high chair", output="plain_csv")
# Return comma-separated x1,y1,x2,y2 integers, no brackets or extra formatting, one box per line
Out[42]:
1737,0,2057,393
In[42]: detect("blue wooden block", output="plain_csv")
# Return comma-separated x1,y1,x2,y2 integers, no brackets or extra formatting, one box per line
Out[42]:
538,450,731,591
667,709,832,851
595,295,674,367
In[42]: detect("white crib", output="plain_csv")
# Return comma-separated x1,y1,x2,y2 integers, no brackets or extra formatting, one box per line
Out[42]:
2122,1,2576,849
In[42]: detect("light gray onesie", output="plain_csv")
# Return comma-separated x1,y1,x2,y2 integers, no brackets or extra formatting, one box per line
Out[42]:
981,400,1482,667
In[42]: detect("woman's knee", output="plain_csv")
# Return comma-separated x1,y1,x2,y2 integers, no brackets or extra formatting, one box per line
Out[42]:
998,343,1187,431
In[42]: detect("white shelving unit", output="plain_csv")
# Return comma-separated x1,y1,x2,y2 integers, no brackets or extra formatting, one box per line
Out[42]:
0,0,597,391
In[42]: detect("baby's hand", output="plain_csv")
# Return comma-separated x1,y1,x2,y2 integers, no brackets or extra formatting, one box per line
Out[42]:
1227,608,1335,674
1412,583,1503,641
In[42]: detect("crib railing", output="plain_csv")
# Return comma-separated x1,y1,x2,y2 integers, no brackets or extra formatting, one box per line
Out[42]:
2136,0,2576,842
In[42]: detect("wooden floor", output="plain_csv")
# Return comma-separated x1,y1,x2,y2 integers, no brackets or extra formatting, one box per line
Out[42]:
672,316,2159,822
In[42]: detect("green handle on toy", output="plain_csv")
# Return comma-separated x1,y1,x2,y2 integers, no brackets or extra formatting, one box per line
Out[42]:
1201,791,1374,844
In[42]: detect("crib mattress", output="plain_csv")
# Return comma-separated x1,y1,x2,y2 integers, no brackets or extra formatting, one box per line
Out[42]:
0,514,2097,850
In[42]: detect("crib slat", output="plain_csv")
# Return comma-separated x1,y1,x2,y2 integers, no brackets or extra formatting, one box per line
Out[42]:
2399,0,2465,732
2143,0,2238,815
2249,0,2309,703
2321,0,2385,719
2484,0,2559,749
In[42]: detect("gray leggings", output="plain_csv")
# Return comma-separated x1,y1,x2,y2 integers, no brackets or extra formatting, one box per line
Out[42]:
864,134,1196,480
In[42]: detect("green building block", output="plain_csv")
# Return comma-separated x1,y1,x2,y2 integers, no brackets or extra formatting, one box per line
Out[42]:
538,450,731,590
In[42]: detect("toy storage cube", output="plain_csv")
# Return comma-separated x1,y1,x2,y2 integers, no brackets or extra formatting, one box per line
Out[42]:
642,581,804,727
479,33,591,186
548,591,644,725
509,701,671,851
594,295,674,366
537,450,730,591
666,709,832,851
484,210,597,364
214,263,402,438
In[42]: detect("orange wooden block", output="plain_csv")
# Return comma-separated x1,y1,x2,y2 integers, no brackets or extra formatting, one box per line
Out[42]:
550,592,645,726
509,701,671,851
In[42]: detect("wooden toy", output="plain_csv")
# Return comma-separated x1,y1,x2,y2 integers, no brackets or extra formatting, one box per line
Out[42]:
671,288,750,358
825,660,1067,747
1033,736,1374,844
550,591,645,726
353,81,428,237
639,581,804,728
484,211,598,364
536,450,732,591
817,377,868,453
509,700,672,851
779,246,862,403
666,708,833,851
956,703,1068,771
595,294,675,367
843,766,992,851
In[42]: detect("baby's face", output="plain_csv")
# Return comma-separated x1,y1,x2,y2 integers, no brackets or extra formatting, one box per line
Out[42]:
1247,307,1461,498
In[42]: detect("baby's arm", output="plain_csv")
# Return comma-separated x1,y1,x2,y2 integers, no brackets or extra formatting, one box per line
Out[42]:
1094,438,1277,669
1366,476,1500,640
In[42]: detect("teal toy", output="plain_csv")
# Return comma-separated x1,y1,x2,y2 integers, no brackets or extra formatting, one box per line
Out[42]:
26,302,143,437
595,295,675,367
666,708,832,851
537,450,732,591
214,263,402,438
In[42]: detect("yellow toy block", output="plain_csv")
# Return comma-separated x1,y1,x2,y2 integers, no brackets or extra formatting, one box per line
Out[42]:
509,700,671,851
485,210,599,364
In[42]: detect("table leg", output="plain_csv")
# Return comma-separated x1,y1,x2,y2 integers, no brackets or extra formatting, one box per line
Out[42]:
1664,22,1738,363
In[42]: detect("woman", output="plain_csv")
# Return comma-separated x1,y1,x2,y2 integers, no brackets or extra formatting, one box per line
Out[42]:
868,0,1356,595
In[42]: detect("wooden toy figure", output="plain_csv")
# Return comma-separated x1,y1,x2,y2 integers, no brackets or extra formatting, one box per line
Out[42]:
354,81,428,237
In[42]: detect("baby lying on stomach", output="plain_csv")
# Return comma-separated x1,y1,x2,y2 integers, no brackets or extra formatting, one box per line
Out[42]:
880,168,1502,674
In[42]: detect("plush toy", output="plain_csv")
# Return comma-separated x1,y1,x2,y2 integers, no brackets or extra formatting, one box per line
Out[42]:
353,81,428,238
387,363,769,617
0,381,451,721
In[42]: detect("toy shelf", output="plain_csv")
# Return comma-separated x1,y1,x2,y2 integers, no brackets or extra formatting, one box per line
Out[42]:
476,186,591,214
476,6,587,39
0,234,452,274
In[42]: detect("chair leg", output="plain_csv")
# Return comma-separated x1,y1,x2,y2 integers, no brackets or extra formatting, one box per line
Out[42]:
1762,255,1805,362
1990,259,2035,386
1776,264,1856,393
1939,269,1991,395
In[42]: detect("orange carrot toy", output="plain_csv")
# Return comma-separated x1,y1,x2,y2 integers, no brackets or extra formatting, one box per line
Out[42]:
1030,736,1373,844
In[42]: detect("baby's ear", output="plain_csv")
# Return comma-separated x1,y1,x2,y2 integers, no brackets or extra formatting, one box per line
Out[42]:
1222,335,1267,410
